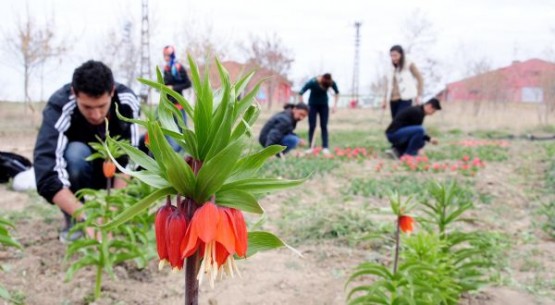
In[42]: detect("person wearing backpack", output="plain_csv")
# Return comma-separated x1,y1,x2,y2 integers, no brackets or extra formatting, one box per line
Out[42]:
162,45,192,125
33,60,140,243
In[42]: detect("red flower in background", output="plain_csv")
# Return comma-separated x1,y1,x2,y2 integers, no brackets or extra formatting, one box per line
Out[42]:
398,215,415,234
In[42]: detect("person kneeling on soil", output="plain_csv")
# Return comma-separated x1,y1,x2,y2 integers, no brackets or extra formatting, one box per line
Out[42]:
259,103,309,155
385,98,441,158
34,60,140,243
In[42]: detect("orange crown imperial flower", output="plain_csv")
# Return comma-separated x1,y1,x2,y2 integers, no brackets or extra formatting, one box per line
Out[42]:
398,215,415,234
180,202,248,288
165,208,188,271
102,160,116,178
155,202,176,270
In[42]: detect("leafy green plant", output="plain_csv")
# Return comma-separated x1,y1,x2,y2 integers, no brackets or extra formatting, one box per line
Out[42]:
346,182,504,305
65,186,154,300
0,217,23,304
102,57,304,303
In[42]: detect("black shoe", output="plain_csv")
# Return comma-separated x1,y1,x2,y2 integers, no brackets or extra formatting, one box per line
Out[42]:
385,147,400,160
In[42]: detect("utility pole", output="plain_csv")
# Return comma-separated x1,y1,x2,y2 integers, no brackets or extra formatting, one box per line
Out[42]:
351,21,362,108
139,0,152,104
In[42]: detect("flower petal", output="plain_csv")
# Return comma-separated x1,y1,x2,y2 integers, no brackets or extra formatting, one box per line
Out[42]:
194,202,220,243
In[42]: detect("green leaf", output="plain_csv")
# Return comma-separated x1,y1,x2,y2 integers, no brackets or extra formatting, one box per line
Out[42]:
0,235,22,249
233,70,255,99
65,239,100,258
65,255,98,282
111,138,160,173
102,187,175,230
139,74,194,119
234,80,263,122
0,286,11,302
0,218,15,228
195,139,244,202
219,178,305,194
114,103,148,128
231,104,260,140
228,145,285,181
245,231,300,258
215,189,264,214
150,122,196,196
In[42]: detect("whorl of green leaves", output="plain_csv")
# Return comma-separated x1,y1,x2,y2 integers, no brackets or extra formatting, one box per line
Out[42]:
103,56,304,229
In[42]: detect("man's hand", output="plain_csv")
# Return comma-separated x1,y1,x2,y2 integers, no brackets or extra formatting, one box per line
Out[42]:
298,139,307,147
381,99,387,110
332,105,337,114
414,96,422,105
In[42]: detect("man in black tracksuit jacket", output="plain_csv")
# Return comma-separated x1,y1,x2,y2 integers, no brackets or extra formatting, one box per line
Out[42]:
33,60,140,242
385,98,441,157
259,103,309,154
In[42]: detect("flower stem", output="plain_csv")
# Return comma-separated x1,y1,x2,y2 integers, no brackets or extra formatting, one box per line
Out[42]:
185,250,200,305
393,218,400,274
94,265,102,300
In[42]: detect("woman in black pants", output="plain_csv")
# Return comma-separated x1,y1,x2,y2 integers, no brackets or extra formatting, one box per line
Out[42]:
299,73,339,155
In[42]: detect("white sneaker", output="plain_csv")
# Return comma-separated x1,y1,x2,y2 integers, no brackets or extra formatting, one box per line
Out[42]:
304,148,313,154
322,148,331,155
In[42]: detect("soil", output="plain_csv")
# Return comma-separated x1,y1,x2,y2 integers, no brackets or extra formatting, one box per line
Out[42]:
1,105,554,305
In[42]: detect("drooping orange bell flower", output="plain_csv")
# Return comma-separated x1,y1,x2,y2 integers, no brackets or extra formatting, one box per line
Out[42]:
398,215,414,233
180,202,248,287
398,215,415,234
155,202,175,270
165,208,188,270
103,160,116,178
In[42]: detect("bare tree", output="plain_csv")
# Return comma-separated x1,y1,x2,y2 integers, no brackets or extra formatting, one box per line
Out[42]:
96,20,140,92
241,32,294,109
401,9,442,97
3,7,67,109
178,18,228,65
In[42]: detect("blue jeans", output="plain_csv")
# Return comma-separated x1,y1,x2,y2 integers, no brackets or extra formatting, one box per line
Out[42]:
390,99,412,119
63,142,106,227
386,126,426,156
280,134,300,154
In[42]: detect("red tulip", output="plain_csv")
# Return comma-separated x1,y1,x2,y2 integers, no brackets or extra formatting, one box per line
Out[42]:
398,215,414,234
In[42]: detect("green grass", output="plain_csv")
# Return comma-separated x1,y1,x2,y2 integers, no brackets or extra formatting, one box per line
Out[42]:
426,142,510,162
275,195,392,247
259,156,340,180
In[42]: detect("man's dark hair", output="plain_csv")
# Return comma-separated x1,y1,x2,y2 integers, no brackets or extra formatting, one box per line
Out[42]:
283,102,309,112
321,73,333,89
390,45,405,69
426,98,442,110
72,60,114,97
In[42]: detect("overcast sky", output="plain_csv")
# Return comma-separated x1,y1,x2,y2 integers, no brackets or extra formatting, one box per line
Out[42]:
0,0,553,101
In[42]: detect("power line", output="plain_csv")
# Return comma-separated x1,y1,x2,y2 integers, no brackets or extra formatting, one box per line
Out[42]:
351,21,362,107
139,0,152,104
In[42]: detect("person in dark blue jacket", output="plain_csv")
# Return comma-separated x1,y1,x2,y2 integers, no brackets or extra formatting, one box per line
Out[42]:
299,73,339,155
163,45,192,125
259,103,309,154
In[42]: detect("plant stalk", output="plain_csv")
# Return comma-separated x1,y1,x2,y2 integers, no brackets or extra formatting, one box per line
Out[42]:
393,217,400,274
94,265,102,300
185,250,200,305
